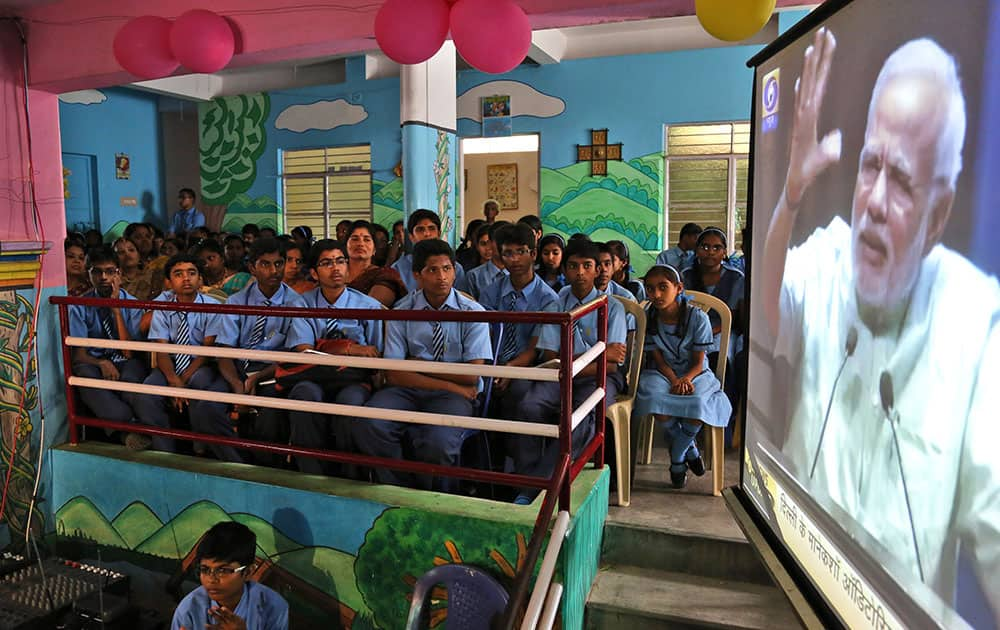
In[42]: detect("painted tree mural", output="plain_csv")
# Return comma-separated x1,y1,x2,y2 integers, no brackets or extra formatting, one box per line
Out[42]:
0,292,41,540
355,507,538,629
199,94,271,205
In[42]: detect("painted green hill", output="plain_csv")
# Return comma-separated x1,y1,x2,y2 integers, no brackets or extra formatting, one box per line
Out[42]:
372,177,403,206
101,221,130,243
272,547,368,616
545,187,659,248
56,496,128,549
111,502,163,549
230,513,303,557
540,167,579,198
373,204,404,231
135,501,232,559
552,160,659,200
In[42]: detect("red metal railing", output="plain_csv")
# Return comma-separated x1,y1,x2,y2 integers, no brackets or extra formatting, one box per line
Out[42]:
50,294,609,512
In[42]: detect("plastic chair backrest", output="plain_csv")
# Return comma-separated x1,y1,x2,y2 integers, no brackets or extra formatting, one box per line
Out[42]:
405,563,510,630
684,290,731,385
612,295,647,399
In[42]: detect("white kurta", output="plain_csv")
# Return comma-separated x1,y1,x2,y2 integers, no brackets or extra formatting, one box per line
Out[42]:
776,216,1000,617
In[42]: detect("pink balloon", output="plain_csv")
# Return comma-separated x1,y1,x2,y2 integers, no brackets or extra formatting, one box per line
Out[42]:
169,9,235,73
375,0,450,65
451,0,531,74
113,16,178,79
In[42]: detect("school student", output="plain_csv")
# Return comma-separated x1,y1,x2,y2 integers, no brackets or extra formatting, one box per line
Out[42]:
171,521,288,630
633,265,732,488
536,234,566,292
69,246,148,447
503,240,628,503
479,223,559,374
656,221,702,270
464,221,511,301
291,239,384,475
134,254,244,462
391,209,467,294
354,239,493,490
215,238,312,467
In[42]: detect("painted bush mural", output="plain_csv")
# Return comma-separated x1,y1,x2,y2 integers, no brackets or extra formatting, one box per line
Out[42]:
199,94,271,206
55,497,549,629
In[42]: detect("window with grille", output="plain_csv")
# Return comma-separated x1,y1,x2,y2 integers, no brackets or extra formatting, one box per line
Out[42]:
664,122,749,252
281,145,373,237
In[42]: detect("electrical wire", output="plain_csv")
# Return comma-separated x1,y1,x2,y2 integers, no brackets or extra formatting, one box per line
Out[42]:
0,18,49,548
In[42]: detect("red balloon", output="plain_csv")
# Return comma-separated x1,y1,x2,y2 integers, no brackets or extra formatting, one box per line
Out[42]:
113,16,178,79
169,9,235,73
451,0,531,74
375,0,450,65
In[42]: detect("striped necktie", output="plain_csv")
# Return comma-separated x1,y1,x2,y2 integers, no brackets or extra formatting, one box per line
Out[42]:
243,299,270,371
500,291,520,363
99,308,126,364
173,311,193,375
427,306,446,362
324,315,342,339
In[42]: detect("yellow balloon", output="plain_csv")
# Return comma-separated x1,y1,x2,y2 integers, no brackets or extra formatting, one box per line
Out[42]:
696,0,777,42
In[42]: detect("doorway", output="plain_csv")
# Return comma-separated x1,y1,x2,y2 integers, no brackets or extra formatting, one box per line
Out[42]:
459,134,540,233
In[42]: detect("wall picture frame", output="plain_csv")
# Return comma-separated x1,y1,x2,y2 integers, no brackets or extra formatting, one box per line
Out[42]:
486,163,518,209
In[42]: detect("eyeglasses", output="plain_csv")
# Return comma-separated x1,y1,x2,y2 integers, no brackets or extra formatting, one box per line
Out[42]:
501,248,531,259
198,564,248,579
699,244,725,253
316,257,348,268
253,259,285,270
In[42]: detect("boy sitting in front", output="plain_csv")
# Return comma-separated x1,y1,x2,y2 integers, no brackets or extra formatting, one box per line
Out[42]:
172,521,288,630
354,239,493,490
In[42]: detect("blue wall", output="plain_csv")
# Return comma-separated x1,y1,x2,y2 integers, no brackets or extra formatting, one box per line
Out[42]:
59,87,165,234
456,44,762,166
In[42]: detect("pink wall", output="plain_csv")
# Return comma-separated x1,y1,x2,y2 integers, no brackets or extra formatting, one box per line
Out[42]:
23,0,806,92
0,22,65,287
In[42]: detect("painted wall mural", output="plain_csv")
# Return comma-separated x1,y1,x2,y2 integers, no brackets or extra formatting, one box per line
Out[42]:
457,80,566,121
540,151,664,274
372,177,404,230
274,99,368,133
54,495,544,629
0,290,42,541
199,93,271,206
433,129,456,242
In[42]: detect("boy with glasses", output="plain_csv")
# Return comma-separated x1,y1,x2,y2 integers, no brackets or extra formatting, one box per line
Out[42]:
172,521,288,630
69,245,148,446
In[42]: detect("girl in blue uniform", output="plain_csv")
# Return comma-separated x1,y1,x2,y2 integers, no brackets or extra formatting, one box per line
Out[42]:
634,265,732,488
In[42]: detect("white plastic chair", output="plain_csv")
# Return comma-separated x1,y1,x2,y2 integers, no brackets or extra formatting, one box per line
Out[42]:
636,290,730,496
605,296,646,507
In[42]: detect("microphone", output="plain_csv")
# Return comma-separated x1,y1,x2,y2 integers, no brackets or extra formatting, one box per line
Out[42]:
810,326,858,479
879,371,925,583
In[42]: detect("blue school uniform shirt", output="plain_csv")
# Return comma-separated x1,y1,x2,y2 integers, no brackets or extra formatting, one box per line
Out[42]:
645,303,713,376
171,582,288,630
170,207,206,235
216,282,312,352
537,286,628,354
464,260,508,301
148,293,225,346
68,289,144,359
656,246,695,270
601,281,638,331
681,263,744,354
387,289,493,387
300,286,384,352
392,253,468,294
479,274,560,362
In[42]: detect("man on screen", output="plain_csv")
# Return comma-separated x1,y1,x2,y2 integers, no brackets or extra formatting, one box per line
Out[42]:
762,28,1000,611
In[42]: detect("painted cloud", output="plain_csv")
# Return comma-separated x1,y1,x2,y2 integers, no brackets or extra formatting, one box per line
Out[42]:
58,90,107,105
457,81,565,121
275,99,368,133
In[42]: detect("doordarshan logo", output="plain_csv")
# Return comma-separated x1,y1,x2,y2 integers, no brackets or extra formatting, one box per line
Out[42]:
762,68,780,133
